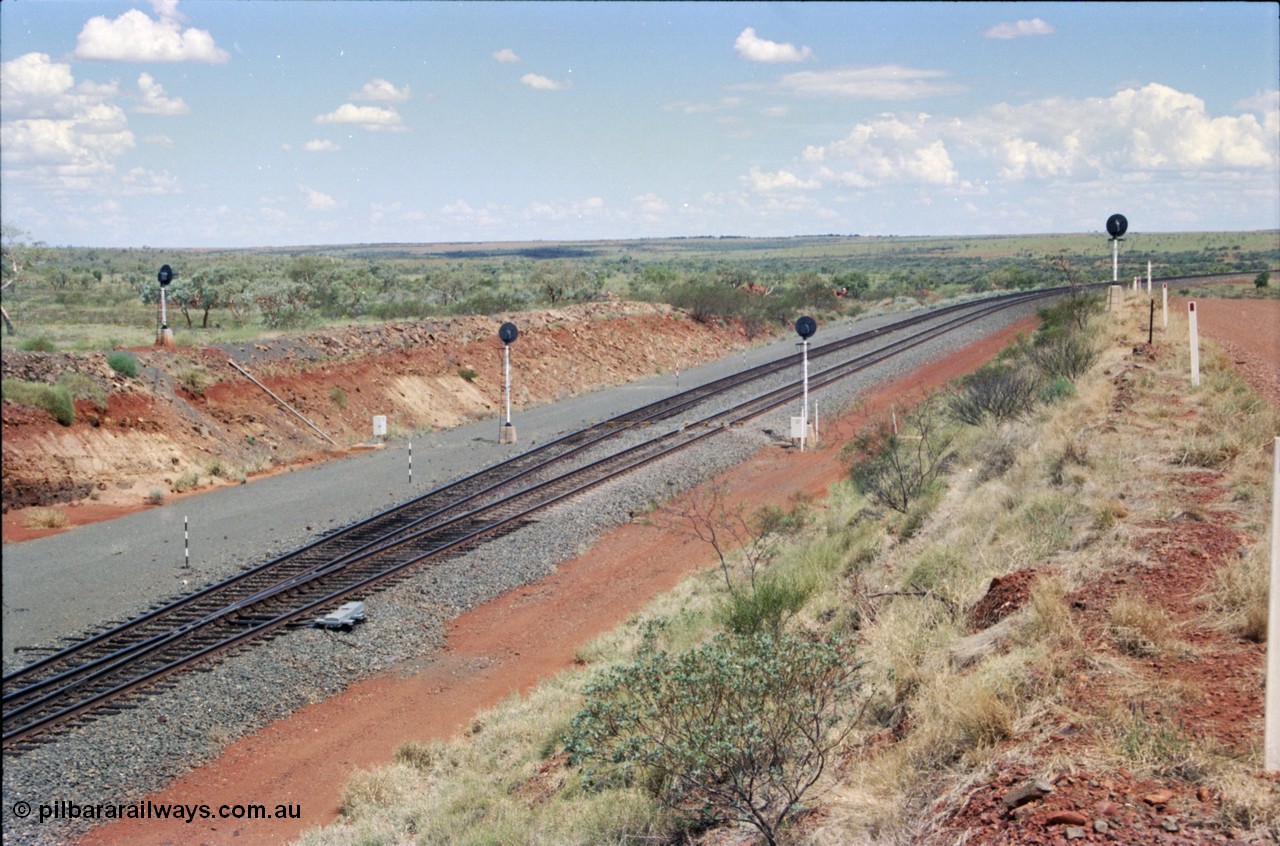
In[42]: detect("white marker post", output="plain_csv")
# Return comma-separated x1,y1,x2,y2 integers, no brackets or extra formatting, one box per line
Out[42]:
1266,437,1280,773
800,338,810,452
1188,301,1200,387
1162,283,1168,329
1147,260,1152,295
183,516,190,569
498,322,519,444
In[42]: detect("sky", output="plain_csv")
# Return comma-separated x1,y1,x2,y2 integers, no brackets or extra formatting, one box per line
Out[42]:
1,1,1277,249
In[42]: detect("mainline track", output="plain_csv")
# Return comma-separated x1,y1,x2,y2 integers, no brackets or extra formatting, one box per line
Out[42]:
2,288,1059,751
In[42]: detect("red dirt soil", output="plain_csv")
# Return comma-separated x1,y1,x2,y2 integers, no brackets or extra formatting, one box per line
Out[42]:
76,318,1041,846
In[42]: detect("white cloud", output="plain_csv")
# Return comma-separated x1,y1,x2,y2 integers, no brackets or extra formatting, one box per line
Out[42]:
734,27,813,63
0,53,135,189
301,186,338,211
742,166,821,192
1,53,119,119
74,2,230,63
775,65,962,101
304,139,340,152
959,83,1277,180
493,48,520,63
121,166,180,195
632,192,669,219
314,103,406,132
984,18,1055,40
804,113,959,187
144,134,174,147
520,73,571,91
134,73,189,115
351,78,411,102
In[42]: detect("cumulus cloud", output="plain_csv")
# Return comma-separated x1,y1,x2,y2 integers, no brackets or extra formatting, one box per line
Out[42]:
351,78,411,102
74,1,230,63
303,139,340,152
742,166,821,192
134,73,189,115
734,27,813,63
520,73,571,91
493,48,520,63
984,18,1055,40
301,186,338,211
775,65,963,101
803,113,959,187
0,53,135,188
959,83,1277,179
314,103,406,132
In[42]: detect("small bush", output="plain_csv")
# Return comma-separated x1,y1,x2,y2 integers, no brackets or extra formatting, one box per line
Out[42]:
106,351,140,377
172,473,200,493
1,379,75,425
948,364,1040,425
566,630,861,845
19,336,57,352
145,489,165,505
23,507,68,530
718,573,811,637
1255,270,1270,289
176,363,213,395
1029,330,1098,382
329,386,348,408
457,367,478,382
846,400,955,514
57,372,106,409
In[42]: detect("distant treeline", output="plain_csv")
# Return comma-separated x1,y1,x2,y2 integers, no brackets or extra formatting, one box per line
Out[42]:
2,231,1276,334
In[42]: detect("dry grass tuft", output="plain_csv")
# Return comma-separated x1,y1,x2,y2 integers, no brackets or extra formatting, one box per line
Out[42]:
23,506,68,530
1205,542,1268,643
1108,593,1178,657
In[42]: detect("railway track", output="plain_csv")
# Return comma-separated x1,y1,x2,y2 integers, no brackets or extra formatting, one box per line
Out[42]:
0,287,1070,750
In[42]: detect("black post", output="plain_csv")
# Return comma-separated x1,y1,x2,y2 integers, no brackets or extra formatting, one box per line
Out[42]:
1148,299,1154,345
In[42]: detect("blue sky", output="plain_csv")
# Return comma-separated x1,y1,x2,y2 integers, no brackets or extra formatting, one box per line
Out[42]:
2,1,1277,248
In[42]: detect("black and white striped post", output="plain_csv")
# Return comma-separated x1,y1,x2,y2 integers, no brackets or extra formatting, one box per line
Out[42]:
409,440,413,485
183,516,190,569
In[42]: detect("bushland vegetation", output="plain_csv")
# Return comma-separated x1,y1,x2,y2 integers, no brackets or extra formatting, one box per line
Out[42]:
2,226,1275,350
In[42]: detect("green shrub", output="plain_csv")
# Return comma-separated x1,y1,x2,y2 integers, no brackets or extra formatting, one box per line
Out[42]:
948,363,1041,425
566,630,861,845
1,379,75,425
1255,270,1270,289
18,335,58,352
1039,376,1075,404
106,350,140,377
457,367,478,382
718,573,811,637
329,386,348,408
1029,330,1098,382
57,372,107,409
846,400,955,514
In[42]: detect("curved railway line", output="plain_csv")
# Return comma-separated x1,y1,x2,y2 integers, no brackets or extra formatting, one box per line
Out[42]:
0,277,1236,752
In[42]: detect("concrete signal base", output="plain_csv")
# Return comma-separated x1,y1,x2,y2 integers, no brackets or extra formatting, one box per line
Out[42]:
499,422,518,444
